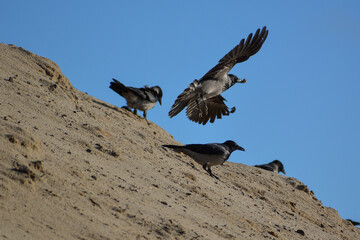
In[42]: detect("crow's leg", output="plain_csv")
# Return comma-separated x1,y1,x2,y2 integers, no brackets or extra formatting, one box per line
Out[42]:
223,107,236,116
203,163,220,180
143,111,150,125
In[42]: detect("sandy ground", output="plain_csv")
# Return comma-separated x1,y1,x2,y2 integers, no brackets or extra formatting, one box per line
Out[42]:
0,43,359,240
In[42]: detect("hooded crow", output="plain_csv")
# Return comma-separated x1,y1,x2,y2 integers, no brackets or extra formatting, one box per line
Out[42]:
169,26,268,124
347,219,360,226
110,78,163,123
163,140,245,179
254,160,286,174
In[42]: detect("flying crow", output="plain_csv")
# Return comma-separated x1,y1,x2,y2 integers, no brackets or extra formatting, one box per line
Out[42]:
169,27,268,124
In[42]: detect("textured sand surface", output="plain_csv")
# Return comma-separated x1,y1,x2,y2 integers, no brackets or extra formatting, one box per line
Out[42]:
0,43,359,239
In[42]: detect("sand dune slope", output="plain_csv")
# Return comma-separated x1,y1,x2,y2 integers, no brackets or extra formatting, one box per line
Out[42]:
0,43,359,239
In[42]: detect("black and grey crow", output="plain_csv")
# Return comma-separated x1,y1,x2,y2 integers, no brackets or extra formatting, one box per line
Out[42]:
347,219,360,226
163,140,245,179
110,78,163,123
169,27,268,124
254,160,286,174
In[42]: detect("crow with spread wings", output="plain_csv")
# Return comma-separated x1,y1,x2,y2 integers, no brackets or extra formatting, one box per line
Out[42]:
169,27,268,125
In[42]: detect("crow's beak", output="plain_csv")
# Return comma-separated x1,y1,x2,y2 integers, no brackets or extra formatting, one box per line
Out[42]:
236,78,246,84
281,169,286,175
159,99,162,105
238,146,245,151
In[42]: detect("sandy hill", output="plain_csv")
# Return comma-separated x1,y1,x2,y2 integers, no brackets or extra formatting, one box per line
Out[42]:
0,43,359,240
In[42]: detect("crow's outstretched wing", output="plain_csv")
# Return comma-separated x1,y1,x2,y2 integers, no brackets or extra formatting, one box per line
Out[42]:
200,26,268,82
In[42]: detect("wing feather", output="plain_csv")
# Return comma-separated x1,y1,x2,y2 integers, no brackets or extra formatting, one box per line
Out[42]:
184,143,224,155
169,80,200,118
200,26,268,81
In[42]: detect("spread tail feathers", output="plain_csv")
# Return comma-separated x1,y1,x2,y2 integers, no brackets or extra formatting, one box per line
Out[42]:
186,95,231,125
109,78,128,97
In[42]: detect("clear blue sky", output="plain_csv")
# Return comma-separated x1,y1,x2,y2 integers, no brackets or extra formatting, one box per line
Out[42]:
2,1,360,222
